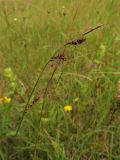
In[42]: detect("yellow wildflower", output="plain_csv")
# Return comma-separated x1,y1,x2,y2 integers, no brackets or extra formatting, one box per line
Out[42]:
64,105,72,112
0,98,3,104
4,96,11,103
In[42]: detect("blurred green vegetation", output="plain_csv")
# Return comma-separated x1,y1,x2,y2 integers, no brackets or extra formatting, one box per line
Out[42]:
0,0,120,159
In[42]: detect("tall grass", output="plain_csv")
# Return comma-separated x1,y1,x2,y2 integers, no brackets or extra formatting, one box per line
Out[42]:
0,0,120,159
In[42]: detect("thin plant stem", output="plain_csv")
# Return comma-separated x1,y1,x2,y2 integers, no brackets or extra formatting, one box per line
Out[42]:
33,59,61,158
82,24,104,37
15,47,62,136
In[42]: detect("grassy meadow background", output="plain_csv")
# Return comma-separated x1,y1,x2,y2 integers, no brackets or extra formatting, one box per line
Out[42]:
0,0,120,159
